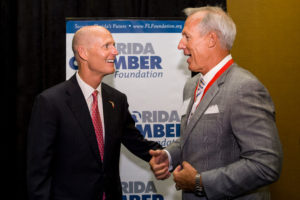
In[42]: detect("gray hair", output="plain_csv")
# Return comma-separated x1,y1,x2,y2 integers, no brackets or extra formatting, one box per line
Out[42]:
184,6,236,50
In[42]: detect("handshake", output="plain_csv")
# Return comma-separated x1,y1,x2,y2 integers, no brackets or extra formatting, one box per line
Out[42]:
148,149,198,191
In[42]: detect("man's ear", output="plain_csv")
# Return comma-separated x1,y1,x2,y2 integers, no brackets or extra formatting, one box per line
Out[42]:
77,46,88,60
208,32,218,48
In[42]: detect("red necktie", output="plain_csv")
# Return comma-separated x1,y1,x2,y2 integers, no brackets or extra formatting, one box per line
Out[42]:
91,91,106,199
91,90,104,161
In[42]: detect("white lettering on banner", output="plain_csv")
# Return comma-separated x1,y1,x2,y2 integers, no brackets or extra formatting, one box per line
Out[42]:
144,23,182,29
113,24,127,29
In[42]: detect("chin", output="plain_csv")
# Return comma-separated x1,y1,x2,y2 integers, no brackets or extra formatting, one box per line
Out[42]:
108,69,115,75
188,64,202,73
107,65,115,73
188,65,195,72
102,69,115,77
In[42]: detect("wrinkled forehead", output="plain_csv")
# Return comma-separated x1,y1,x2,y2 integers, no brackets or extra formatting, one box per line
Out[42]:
182,11,210,36
182,16,201,34
185,11,206,27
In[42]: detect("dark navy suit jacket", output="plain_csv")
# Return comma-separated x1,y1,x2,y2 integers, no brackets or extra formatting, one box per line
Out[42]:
27,75,161,200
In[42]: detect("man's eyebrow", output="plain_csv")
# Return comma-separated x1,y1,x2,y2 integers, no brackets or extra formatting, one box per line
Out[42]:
182,32,190,37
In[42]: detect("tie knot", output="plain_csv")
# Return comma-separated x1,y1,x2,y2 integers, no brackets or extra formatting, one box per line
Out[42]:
92,90,98,101
200,77,205,85
198,77,206,89
196,77,206,97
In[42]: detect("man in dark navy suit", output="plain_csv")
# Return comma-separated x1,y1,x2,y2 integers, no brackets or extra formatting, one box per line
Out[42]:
27,25,162,200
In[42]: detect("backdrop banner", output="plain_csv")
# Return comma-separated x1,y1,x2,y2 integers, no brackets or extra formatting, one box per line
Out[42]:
66,19,190,200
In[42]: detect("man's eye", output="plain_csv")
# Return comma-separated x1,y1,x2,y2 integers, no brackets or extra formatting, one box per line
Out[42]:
183,34,189,41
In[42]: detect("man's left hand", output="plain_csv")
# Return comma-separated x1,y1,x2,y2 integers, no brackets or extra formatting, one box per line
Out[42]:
173,161,197,191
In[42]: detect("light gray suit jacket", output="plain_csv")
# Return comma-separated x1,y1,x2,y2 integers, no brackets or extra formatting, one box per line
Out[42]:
166,63,282,200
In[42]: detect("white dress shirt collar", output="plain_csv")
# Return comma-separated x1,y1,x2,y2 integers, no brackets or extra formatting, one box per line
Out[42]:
76,72,102,100
201,54,232,84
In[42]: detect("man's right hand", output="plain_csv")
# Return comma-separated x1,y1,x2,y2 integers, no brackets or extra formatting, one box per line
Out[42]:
149,149,171,180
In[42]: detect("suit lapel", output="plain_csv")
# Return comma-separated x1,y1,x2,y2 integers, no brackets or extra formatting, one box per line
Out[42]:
101,84,115,167
181,99,193,132
181,66,232,148
181,84,220,148
181,77,199,132
65,75,103,166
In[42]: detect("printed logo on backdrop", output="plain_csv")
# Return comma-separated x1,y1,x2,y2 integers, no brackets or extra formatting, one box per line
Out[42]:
66,20,184,78
114,42,163,79
132,110,180,147
122,180,164,200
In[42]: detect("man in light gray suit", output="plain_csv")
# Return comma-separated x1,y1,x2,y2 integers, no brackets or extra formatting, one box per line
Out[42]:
149,6,282,200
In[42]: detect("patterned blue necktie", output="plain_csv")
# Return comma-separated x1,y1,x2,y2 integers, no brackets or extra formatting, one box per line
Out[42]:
188,77,206,124
196,77,205,97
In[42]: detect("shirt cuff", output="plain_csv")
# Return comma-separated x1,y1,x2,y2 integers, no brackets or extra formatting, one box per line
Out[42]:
163,149,173,171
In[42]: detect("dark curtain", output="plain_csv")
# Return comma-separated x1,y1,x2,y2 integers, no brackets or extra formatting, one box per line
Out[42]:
1,0,226,199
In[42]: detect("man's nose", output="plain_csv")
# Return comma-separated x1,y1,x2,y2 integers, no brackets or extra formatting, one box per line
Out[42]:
112,46,118,55
178,39,185,50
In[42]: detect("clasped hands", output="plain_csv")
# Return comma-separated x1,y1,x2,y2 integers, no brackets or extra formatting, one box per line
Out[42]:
149,150,197,191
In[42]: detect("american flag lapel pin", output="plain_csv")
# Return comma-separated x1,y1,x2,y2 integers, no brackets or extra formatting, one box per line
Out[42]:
108,100,115,109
